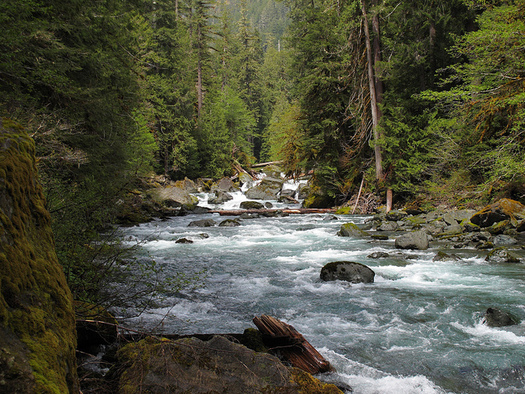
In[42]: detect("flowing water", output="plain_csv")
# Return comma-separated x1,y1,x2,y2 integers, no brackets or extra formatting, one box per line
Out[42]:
120,190,525,394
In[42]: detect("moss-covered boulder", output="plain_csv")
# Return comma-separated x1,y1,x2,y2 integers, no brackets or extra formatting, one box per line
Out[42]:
470,199,525,228
337,222,368,237
0,120,78,393
117,336,343,394
173,177,198,193
485,247,521,264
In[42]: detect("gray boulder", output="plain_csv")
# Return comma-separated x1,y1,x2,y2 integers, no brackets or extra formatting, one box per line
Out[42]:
245,177,284,200
188,219,217,227
240,200,265,209
320,261,375,284
297,183,310,200
432,251,462,262
219,219,241,227
211,177,239,193
208,190,233,204
482,308,518,327
493,234,518,246
395,230,429,250
385,210,407,221
173,177,199,193
377,221,398,232
238,172,254,186
150,185,199,210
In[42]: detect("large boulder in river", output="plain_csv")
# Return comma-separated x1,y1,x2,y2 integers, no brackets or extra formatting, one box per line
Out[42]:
173,177,199,193
188,218,217,227
117,336,343,394
208,190,233,204
485,247,521,263
245,177,283,200
211,177,239,193
395,230,429,250
0,121,78,393
320,261,375,283
482,308,518,327
240,200,265,209
470,198,525,228
150,185,199,210
337,223,368,237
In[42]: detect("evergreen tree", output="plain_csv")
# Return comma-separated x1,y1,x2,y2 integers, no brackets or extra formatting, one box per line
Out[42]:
424,0,525,198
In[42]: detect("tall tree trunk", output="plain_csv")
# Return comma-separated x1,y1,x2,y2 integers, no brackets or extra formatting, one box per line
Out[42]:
197,56,203,118
361,0,383,180
361,0,392,211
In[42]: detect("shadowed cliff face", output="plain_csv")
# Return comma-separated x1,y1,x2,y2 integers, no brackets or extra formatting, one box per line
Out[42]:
0,119,78,393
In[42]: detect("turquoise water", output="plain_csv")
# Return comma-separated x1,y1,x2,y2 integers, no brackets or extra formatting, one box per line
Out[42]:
121,199,525,393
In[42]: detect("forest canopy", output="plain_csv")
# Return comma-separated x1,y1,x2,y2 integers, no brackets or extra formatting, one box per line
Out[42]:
1,0,524,302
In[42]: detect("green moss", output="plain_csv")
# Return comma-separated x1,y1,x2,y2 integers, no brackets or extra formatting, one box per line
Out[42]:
0,119,78,392
289,368,343,394
335,207,352,215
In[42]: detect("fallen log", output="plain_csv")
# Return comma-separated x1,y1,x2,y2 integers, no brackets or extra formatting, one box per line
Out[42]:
209,208,336,216
251,160,283,168
253,315,334,375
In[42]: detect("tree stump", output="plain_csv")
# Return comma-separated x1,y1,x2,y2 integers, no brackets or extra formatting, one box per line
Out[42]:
253,315,334,375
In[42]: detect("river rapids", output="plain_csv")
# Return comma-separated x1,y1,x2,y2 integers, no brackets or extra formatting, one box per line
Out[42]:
119,188,525,394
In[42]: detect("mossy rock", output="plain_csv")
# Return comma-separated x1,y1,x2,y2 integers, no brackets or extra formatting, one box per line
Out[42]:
289,367,345,394
337,223,368,237
335,207,352,215
486,220,511,235
0,119,78,393
173,177,198,193
471,199,525,228
485,247,521,264
116,335,343,394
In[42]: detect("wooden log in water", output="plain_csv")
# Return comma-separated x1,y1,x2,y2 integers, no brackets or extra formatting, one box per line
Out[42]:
209,208,336,216
253,314,334,375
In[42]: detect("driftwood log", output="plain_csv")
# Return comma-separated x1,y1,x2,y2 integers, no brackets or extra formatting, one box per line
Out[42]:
253,315,334,375
209,208,336,216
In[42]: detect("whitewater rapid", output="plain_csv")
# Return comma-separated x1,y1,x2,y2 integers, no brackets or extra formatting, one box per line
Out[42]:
119,194,525,394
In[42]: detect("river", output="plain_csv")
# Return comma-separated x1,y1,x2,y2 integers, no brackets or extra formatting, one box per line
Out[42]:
119,190,525,394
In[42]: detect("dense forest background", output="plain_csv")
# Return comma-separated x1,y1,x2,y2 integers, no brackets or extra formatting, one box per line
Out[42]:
1,0,524,303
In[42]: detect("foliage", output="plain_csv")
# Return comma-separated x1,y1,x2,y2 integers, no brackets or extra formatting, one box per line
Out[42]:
423,0,525,200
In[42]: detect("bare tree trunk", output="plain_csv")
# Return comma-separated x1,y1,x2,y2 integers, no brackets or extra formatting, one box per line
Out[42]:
361,0,392,212
197,57,203,118
361,0,383,180
352,175,365,214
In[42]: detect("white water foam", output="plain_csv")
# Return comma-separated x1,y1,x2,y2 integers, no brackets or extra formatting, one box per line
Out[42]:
451,321,525,345
320,349,447,394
